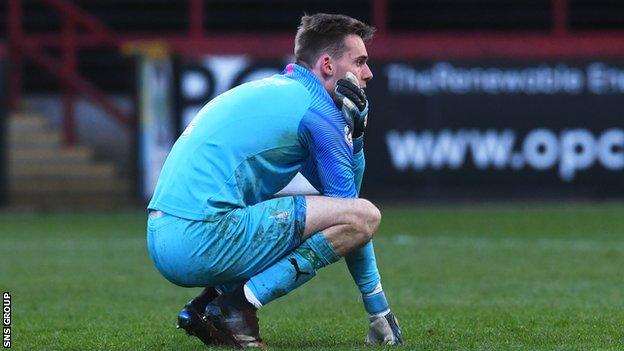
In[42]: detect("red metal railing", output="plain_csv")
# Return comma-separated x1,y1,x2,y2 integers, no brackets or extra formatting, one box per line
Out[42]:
8,0,624,145
8,0,131,145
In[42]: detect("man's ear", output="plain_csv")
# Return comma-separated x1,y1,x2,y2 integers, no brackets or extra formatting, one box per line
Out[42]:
318,54,333,77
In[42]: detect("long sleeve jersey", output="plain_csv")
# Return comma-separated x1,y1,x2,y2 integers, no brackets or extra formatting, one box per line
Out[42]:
149,63,365,220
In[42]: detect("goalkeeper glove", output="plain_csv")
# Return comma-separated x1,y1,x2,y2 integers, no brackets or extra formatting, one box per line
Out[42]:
335,71,368,138
366,310,403,345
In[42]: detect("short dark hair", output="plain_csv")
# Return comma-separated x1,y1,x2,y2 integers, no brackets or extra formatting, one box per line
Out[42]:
294,13,375,68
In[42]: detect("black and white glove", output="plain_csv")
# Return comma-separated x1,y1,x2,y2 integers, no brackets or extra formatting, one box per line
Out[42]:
366,310,403,345
335,72,368,138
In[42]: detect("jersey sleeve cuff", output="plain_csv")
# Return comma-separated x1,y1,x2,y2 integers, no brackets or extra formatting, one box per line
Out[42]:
353,135,364,154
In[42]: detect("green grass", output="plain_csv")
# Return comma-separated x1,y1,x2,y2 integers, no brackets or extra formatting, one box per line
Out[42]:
1,203,624,350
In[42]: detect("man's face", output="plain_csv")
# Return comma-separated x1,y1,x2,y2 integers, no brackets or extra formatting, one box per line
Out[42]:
330,34,373,89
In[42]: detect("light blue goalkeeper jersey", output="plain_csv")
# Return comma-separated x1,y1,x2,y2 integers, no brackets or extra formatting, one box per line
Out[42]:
148,63,365,221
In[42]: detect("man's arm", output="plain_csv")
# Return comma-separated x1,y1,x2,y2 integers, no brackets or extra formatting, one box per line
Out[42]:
336,75,402,345
346,133,387,312
299,103,401,345
298,112,358,198
352,136,365,193
347,138,392,312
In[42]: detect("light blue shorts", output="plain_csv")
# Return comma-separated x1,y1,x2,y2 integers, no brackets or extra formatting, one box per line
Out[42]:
146,196,306,287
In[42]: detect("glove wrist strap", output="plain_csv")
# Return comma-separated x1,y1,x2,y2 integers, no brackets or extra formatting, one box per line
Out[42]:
363,289,390,315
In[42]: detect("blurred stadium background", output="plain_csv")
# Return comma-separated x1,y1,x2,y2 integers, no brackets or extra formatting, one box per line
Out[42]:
1,1,624,350
1,0,624,208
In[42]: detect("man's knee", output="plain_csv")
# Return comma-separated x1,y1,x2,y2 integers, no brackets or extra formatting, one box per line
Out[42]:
351,199,381,240
305,197,381,255
303,196,381,241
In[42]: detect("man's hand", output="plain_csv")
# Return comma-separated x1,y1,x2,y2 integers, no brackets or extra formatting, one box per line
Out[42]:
335,72,368,138
366,311,403,345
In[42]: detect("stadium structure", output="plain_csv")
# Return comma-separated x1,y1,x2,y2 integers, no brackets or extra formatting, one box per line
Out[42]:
1,0,624,209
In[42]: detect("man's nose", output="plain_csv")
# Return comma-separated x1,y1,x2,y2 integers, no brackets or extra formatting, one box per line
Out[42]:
361,64,373,85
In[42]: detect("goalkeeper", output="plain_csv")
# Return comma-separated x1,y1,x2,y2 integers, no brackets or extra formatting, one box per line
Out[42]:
147,13,402,348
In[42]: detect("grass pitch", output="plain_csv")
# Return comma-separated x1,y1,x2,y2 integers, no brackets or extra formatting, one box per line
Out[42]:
1,203,624,350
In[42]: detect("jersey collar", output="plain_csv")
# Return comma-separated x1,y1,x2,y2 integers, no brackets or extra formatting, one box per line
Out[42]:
282,63,339,110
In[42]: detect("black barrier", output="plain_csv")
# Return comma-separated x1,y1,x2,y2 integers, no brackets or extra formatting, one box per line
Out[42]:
174,57,624,200
364,61,624,199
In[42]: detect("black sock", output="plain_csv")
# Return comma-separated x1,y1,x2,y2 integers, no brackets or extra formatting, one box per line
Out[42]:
189,287,219,311
223,284,255,310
